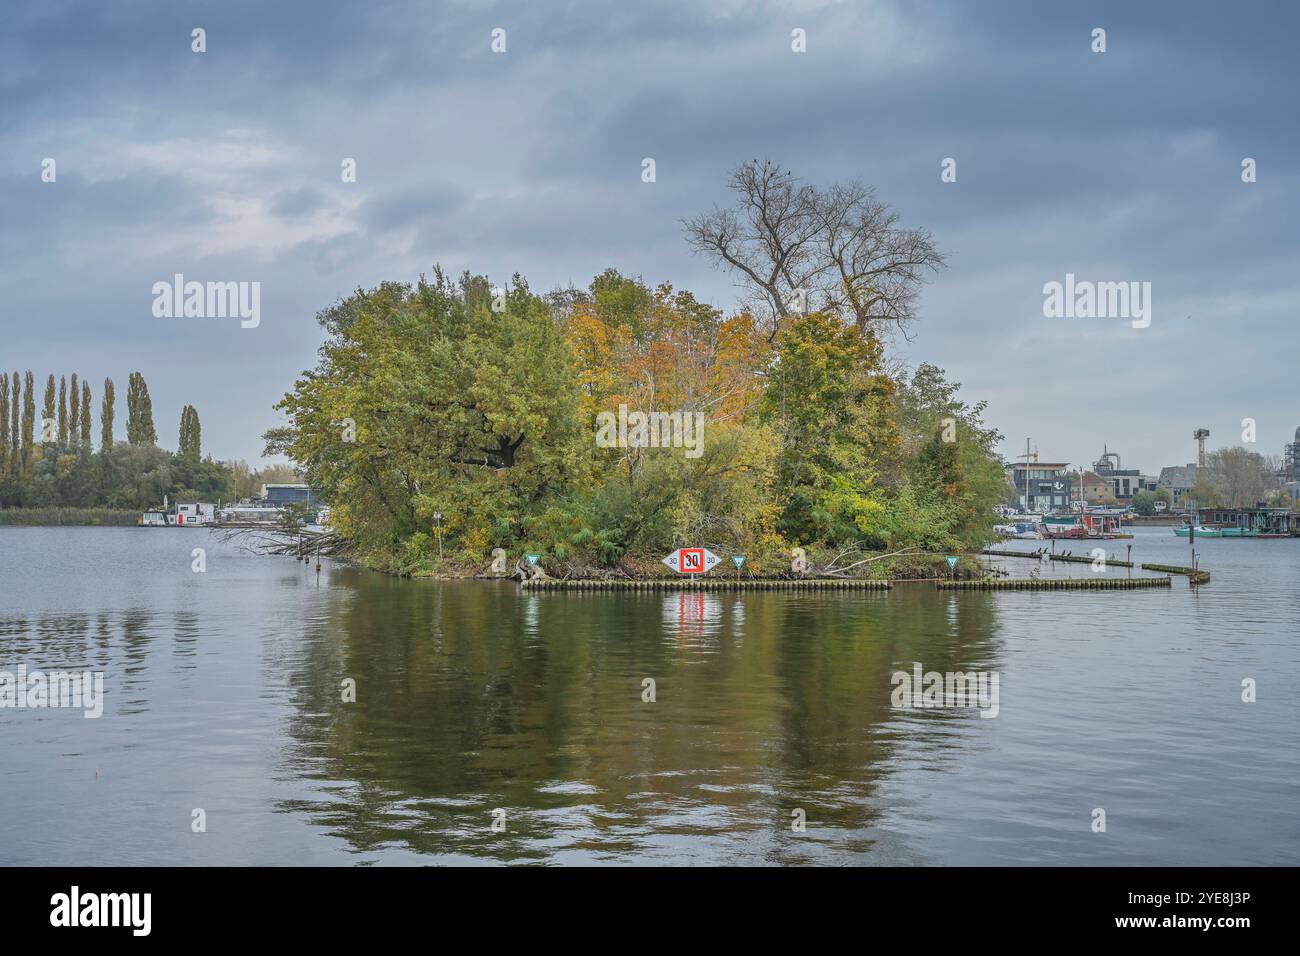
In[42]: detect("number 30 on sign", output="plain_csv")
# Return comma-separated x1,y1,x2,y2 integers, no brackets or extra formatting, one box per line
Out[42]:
662,548,721,574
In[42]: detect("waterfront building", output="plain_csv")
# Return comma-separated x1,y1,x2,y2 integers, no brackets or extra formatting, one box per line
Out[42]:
1008,460,1072,513
1092,446,1157,501
262,483,319,508
1280,427,1300,500
1157,464,1198,511
1077,470,1110,504
1195,506,1299,536
215,484,323,525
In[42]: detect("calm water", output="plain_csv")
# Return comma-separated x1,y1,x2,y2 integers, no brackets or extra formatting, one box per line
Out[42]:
1,526,1297,865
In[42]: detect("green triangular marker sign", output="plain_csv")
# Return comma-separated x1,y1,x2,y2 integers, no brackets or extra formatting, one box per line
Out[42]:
732,555,746,569
526,553,541,566
945,556,959,569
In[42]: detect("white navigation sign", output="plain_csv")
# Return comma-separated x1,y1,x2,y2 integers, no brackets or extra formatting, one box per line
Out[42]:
661,547,722,575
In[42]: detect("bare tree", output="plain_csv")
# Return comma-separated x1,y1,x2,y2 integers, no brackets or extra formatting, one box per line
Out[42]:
684,160,945,340
683,160,824,338
814,180,944,338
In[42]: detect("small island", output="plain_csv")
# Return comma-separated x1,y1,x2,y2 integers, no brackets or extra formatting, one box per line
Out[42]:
265,163,1007,582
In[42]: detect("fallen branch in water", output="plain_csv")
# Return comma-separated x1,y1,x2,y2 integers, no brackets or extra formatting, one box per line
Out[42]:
820,546,920,577
214,526,354,558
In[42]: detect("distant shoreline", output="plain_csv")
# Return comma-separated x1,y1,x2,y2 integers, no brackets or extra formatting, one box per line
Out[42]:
0,508,139,527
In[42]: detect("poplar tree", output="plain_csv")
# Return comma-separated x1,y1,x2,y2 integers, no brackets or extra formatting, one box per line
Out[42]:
80,380,92,447
9,372,18,467
101,377,115,449
42,374,55,443
58,375,68,444
0,373,9,475
69,372,80,436
21,372,35,474
178,405,201,460
126,371,157,446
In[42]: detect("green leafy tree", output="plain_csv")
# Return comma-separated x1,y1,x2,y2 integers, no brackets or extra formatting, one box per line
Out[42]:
891,363,1005,548
761,312,898,543
269,269,583,565
1132,489,1157,516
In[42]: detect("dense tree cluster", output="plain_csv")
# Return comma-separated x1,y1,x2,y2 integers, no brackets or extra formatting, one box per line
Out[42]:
271,166,1007,574
270,262,1005,574
0,370,232,511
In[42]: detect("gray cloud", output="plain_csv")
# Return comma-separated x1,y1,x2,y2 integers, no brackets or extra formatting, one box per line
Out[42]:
1,0,1296,470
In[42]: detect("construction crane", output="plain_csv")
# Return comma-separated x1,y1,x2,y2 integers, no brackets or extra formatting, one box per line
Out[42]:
1193,428,1210,471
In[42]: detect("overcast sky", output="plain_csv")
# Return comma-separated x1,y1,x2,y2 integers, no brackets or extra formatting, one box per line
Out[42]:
3,0,1296,473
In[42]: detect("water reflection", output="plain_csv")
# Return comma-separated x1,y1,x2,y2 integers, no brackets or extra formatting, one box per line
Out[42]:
273,576,1005,862
5,527,1298,865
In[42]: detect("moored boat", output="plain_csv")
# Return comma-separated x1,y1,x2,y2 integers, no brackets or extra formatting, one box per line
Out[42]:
138,501,216,526
995,521,1043,540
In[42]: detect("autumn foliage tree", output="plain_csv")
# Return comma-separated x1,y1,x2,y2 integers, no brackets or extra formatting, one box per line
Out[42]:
269,169,1003,573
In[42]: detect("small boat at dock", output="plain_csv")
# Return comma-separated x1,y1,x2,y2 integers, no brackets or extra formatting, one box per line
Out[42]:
138,500,215,526
1174,526,1286,538
994,521,1043,540
1040,513,1132,540
1175,507,1298,538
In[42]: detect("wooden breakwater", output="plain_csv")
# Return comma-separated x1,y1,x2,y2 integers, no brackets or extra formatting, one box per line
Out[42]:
519,577,892,591
1139,563,1211,584
1047,553,1134,567
982,549,1211,583
982,551,1211,583
981,548,1043,559
981,548,1134,568
939,576,1172,591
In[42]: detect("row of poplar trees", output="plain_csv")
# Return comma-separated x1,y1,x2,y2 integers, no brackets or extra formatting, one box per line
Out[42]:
0,370,200,478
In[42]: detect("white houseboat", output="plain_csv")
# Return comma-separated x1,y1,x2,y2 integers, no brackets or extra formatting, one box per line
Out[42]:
138,500,216,526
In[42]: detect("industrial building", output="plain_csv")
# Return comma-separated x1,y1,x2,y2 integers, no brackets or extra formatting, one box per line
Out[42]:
1091,446,1157,501
1157,464,1198,511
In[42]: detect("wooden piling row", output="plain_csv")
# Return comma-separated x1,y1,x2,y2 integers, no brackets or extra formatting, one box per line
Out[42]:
519,577,892,591
979,549,1134,567
983,550,1211,583
1049,553,1133,567
1140,563,1210,584
938,576,1172,591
